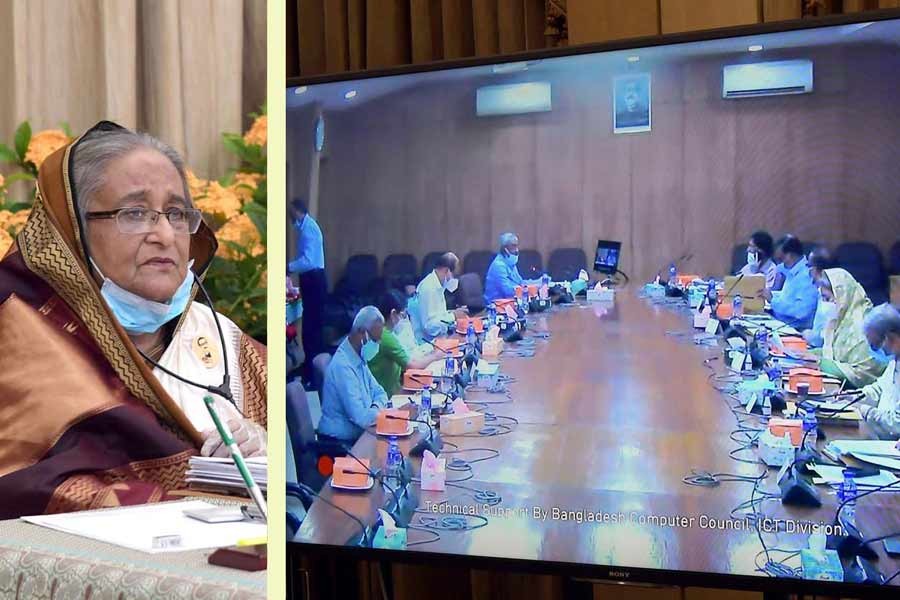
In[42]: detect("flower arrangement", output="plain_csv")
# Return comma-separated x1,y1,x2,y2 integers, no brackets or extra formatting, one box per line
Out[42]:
0,110,267,342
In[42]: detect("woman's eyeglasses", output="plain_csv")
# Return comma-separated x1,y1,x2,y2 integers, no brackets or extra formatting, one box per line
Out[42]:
86,207,202,234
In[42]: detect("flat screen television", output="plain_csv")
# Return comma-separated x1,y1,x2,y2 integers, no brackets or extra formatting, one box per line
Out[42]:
594,240,622,275
287,10,900,597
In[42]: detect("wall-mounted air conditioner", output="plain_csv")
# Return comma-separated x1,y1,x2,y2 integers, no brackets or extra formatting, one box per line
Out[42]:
722,59,813,99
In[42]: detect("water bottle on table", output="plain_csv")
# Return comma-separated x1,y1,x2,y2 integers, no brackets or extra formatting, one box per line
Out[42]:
802,407,818,453
488,303,497,326
385,436,401,485
420,387,432,431
466,322,476,350
541,274,550,299
441,355,454,395
732,294,743,318
838,470,858,526
668,263,677,286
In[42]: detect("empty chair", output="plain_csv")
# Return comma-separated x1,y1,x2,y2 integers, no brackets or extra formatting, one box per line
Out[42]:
517,249,543,279
803,241,823,257
890,241,900,275
730,244,746,275
382,253,417,290
311,352,332,393
421,251,446,280
463,250,494,283
835,242,888,304
334,254,379,297
456,272,485,314
548,247,588,282
286,380,344,493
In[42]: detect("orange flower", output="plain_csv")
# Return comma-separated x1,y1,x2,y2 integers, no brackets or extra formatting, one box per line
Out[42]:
215,213,264,260
0,228,12,257
25,130,71,169
0,209,29,236
230,172,263,204
0,173,5,188
185,169,209,201
196,181,242,220
243,115,267,147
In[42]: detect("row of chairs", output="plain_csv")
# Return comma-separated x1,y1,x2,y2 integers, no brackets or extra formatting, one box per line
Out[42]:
729,240,900,305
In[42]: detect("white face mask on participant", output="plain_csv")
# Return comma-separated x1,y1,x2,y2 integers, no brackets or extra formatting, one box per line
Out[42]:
444,276,459,293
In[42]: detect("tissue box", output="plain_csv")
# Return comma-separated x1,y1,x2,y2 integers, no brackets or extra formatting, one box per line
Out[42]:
440,411,485,435
373,526,407,550
801,549,843,582
758,429,796,467
769,418,803,446
482,338,504,357
376,409,409,435
420,457,446,491
586,288,614,302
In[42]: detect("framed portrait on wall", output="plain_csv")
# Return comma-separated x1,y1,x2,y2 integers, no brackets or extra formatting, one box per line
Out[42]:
614,73,651,134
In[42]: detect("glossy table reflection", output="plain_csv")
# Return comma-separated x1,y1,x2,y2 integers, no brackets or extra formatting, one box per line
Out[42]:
294,294,900,583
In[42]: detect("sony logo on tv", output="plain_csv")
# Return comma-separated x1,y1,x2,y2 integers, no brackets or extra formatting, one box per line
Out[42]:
607,570,631,579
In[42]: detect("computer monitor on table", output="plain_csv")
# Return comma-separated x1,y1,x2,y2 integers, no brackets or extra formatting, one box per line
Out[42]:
594,240,622,275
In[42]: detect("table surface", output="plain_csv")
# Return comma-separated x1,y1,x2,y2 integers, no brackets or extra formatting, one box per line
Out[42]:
0,507,266,599
293,293,900,584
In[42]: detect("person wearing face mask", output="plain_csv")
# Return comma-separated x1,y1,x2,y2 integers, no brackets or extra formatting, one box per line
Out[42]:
484,232,528,304
413,252,468,341
762,235,818,330
367,290,446,397
802,247,836,347
737,230,778,289
846,303,900,440
807,269,884,388
0,123,267,519
288,197,327,379
317,306,390,444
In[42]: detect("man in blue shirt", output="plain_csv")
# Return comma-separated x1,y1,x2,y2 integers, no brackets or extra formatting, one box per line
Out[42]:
763,235,818,330
288,198,327,378
317,306,389,444
484,232,525,305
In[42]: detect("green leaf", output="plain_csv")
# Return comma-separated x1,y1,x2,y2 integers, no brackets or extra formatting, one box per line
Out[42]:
14,121,32,162
0,143,18,163
5,202,32,212
4,172,36,184
59,121,73,138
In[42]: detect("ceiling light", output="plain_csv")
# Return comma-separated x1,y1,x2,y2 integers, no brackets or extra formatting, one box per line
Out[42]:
748,45,763,52
344,90,357,100
294,86,308,94
627,56,640,63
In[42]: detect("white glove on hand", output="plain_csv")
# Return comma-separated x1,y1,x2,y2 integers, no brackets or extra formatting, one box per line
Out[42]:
201,419,267,458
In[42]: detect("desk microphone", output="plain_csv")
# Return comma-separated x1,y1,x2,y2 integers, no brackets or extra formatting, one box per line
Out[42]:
827,479,900,560
339,445,416,528
288,482,371,547
385,414,443,457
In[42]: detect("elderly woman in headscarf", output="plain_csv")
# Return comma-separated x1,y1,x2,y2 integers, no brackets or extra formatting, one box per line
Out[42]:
810,268,885,388
0,122,266,518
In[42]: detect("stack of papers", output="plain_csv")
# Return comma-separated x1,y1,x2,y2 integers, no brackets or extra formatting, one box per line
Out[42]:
185,456,267,496
23,500,265,553
826,440,900,470
810,464,898,487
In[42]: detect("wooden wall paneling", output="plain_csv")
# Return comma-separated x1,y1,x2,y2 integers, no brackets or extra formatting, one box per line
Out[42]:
580,73,633,281
287,0,299,77
682,59,739,278
523,0,546,50
592,582,682,600
347,0,365,70
470,571,564,600
489,114,540,261
472,0,500,57
629,66,687,283
441,0,475,59
410,0,444,63
366,0,411,69
534,79,585,264
880,0,900,9
323,0,349,73
392,564,473,600
567,0,659,46
684,588,762,600
843,0,882,11
498,0,527,54
298,0,326,75
762,0,802,21
660,0,760,35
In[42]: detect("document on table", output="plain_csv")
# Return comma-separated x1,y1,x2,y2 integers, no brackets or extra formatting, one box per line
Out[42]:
827,440,900,470
810,464,898,487
22,500,265,553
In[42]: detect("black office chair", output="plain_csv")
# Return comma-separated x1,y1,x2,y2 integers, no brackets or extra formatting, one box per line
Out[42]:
286,380,346,498
730,244,746,275
421,251,447,280
889,241,900,276
835,242,888,305
383,254,417,290
548,248,587,282
463,250,494,284
333,254,379,297
311,352,331,393
455,272,485,315
517,249,543,280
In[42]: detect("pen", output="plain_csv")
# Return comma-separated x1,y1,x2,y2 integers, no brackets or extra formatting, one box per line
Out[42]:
203,395,268,521
236,536,267,547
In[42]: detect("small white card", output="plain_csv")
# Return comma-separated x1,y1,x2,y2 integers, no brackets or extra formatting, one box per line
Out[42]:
704,318,719,335
745,392,758,414
730,352,746,372
777,455,793,485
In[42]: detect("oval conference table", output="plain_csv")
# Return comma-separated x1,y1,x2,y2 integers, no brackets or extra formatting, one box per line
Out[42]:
293,292,900,585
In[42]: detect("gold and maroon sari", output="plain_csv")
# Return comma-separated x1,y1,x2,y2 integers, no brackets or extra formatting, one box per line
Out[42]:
0,124,267,519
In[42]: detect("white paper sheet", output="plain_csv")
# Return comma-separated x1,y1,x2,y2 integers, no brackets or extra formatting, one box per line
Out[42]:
22,500,265,553
810,465,898,487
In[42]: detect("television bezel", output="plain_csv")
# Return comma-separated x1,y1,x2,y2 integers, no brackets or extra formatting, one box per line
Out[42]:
286,9,900,597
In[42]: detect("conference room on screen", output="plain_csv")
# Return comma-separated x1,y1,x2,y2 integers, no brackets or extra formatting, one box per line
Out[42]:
285,13,900,590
